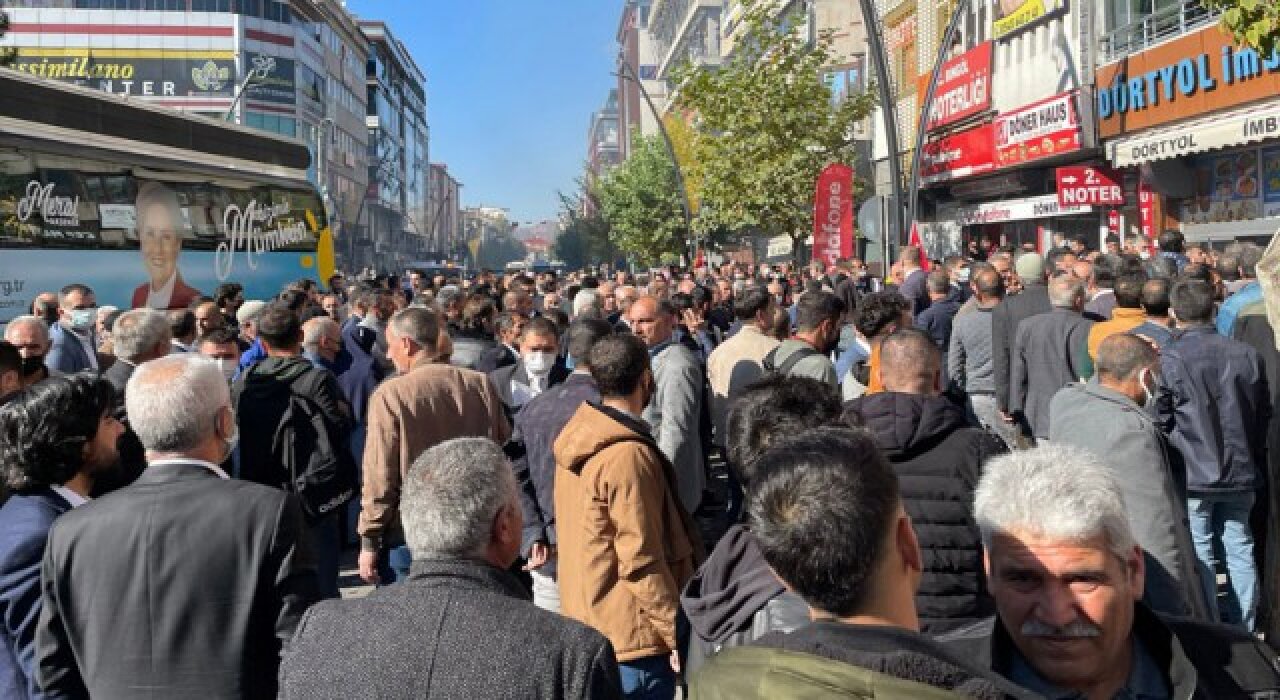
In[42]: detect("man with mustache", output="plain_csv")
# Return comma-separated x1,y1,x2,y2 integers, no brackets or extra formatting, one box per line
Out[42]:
940,446,1280,698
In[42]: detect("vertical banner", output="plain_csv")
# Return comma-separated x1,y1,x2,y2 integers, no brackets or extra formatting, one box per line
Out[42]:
813,163,854,267
1138,179,1155,244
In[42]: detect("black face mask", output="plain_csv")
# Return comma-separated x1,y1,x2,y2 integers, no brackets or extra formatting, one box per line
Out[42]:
20,355,45,377
39,303,58,325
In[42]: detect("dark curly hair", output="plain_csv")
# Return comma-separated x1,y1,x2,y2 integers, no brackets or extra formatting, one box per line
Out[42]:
0,373,114,493
854,291,912,339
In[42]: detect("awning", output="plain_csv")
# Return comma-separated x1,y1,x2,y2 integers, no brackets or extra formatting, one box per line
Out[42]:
1105,99,1280,168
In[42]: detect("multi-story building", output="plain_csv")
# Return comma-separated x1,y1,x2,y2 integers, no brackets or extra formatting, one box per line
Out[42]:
427,162,463,261
0,0,372,271
616,0,666,159
588,90,621,180
647,0,722,113
358,19,429,273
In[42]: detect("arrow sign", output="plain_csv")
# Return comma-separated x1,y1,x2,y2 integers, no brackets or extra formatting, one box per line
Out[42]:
1056,166,1124,207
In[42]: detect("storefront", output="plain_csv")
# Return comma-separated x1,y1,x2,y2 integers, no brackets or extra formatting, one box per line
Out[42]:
1096,24,1280,248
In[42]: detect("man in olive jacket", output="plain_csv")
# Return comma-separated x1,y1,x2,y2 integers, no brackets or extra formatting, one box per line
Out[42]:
555,334,701,699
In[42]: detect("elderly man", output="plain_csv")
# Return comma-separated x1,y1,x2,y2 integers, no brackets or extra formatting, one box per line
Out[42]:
572,288,604,319
4,316,56,387
301,316,345,373
706,287,778,454
940,447,1280,698
280,439,622,698
35,355,317,698
611,285,638,328
1050,334,1210,620
358,307,510,585
628,296,706,514
1009,274,1093,441
45,284,99,374
101,309,171,397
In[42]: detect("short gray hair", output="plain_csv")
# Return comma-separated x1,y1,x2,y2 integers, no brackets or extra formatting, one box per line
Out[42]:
402,438,517,559
573,288,602,317
389,306,439,351
4,315,49,344
436,285,462,309
1047,274,1085,309
975,445,1135,559
126,354,229,453
112,309,171,361
301,316,339,351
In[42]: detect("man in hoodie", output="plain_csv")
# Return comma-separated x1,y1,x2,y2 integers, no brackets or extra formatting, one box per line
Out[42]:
554,333,700,700
234,304,356,599
690,428,1037,699
843,329,1006,633
681,376,838,673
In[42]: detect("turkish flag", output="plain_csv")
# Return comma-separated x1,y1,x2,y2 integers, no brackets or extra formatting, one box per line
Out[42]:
908,222,931,271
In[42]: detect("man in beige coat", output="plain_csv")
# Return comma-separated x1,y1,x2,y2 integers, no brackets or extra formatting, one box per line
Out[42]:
357,306,510,585
554,333,700,699
705,286,779,450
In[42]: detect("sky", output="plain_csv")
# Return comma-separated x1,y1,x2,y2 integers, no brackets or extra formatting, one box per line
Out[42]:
346,0,622,225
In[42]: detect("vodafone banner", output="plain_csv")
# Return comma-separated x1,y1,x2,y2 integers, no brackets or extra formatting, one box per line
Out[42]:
926,42,993,132
813,163,854,267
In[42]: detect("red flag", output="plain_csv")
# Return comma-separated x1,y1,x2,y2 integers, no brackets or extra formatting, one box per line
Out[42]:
813,164,854,267
907,222,931,271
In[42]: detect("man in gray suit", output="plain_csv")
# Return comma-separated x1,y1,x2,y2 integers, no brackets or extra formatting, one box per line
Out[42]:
280,438,622,700
1009,274,1093,441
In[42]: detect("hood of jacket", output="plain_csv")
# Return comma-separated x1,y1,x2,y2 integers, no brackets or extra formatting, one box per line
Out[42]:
241,355,312,388
844,392,968,460
681,524,785,643
553,402,651,476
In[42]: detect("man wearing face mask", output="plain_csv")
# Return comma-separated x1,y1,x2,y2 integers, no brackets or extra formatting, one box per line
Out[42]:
196,328,243,384
762,290,845,390
1049,334,1211,621
489,317,568,419
35,354,317,699
45,284,100,374
3,316,57,388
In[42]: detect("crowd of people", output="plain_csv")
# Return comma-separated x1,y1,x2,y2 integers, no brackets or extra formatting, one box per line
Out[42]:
1,227,1280,699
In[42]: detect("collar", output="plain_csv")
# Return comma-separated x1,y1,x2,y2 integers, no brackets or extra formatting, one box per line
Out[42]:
51,484,90,508
302,350,336,372
649,339,673,356
405,557,532,601
148,458,230,480
595,402,651,436
149,270,178,295
1009,630,1167,700
1111,307,1146,320
1092,288,1115,301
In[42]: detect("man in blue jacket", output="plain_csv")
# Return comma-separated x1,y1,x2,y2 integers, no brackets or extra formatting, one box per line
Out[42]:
1158,279,1270,632
0,375,122,699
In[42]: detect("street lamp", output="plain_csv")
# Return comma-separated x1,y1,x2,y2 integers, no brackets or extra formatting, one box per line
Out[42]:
856,0,907,258
224,54,276,123
614,60,695,263
906,0,971,232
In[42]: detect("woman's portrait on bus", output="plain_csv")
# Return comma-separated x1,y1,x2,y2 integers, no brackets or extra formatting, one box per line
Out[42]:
131,180,202,310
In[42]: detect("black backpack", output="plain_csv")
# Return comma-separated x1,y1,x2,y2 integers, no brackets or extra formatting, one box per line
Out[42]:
762,344,821,378
234,368,357,523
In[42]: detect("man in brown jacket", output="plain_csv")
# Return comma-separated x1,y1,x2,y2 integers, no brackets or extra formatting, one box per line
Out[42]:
554,333,701,700
357,306,511,585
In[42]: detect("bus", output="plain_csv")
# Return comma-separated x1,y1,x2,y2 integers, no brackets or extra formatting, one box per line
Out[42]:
0,68,332,325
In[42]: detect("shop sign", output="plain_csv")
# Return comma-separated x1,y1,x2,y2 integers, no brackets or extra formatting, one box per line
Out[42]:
945,194,1093,226
16,181,80,228
1108,209,1120,234
1107,103,1280,167
994,0,1065,40
244,52,296,106
812,163,855,268
1055,166,1123,206
1095,25,1280,139
1138,180,1155,240
995,92,1081,167
921,123,997,185
10,51,236,98
926,42,993,132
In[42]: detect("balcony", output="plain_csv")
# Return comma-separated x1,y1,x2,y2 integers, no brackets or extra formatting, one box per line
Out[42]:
1100,0,1220,64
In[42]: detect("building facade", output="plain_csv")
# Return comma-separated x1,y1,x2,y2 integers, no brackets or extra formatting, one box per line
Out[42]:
647,0,722,113
616,0,666,159
427,162,463,262
358,19,429,274
588,90,621,180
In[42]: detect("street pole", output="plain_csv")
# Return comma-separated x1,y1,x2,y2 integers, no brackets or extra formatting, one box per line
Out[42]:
224,55,276,123
906,0,971,234
856,0,906,264
615,61,695,263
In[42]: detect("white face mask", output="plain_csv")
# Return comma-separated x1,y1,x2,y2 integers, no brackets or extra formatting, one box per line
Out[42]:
216,358,238,383
524,351,555,375
1140,367,1158,410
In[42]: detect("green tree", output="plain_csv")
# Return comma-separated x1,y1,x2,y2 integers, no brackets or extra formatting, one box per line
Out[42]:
595,132,687,266
553,187,615,270
476,231,526,270
672,0,875,255
1203,0,1279,55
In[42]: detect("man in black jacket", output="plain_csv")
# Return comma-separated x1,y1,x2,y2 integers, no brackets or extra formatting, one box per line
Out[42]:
280,437,622,699
489,317,570,419
844,328,1006,633
507,318,613,612
36,354,317,699
992,251,1051,427
234,304,355,600
1009,274,1093,441
939,446,1280,698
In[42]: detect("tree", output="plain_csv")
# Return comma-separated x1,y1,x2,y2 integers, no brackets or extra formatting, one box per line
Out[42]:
595,132,687,266
1203,0,1279,55
672,0,876,255
476,231,526,270
553,187,615,271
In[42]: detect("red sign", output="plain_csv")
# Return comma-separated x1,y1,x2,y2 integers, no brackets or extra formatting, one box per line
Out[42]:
927,42,993,132
995,92,1081,168
920,123,996,185
1055,166,1124,206
812,163,854,267
1138,179,1155,241
1108,209,1120,234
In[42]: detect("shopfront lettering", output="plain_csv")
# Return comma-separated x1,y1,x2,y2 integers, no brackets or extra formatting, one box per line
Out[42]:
1128,133,1199,162
1100,46,1280,119
215,200,309,280
1244,116,1279,139
16,181,80,228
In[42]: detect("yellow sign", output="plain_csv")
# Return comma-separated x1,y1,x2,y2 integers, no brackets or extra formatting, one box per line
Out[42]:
994,0,1056,38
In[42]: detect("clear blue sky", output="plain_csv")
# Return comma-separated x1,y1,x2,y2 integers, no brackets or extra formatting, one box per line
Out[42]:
346,0,621,225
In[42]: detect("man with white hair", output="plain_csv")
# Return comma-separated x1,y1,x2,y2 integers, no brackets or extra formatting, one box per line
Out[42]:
101,309,171,398
940,446,1280,698
572,288,603,319
35,354,317,698
3,315,56,387
280,438,622,698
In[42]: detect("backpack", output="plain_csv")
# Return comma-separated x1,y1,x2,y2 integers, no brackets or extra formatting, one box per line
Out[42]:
234,367,356,523
762,344,821,378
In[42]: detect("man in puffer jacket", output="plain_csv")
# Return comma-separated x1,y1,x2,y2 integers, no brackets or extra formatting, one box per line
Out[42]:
843,328,1007,634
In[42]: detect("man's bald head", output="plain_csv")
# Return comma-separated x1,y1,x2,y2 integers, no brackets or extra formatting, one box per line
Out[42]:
878,328,941,395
